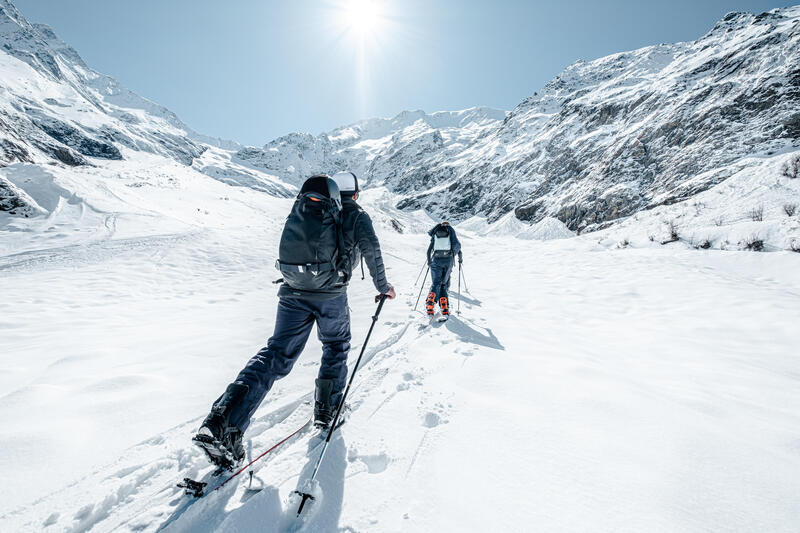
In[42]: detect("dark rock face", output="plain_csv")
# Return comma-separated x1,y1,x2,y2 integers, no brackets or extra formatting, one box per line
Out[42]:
33,118,122,160
0,138,32,164
48,145,86,166
1,178,26,211
0,175,36,215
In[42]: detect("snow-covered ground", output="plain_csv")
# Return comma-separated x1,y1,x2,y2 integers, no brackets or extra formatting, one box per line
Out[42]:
2,158,799,532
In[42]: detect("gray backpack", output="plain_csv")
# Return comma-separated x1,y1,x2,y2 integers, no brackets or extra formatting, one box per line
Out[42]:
432,227,452,258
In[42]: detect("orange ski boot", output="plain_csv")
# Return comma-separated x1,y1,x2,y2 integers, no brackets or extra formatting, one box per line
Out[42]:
425,292,436,316
439,296,449,316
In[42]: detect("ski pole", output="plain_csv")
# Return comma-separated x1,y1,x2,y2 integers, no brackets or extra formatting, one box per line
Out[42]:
460,263,471,294
413,260,427,286
295,295,388,515
457,261,461,315
413,265,429,312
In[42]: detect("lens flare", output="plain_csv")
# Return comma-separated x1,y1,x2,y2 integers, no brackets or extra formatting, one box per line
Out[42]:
343,0,381,39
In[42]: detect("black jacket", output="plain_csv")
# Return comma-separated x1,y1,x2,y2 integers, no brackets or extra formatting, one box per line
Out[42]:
427,224,462,264
278,197,390,300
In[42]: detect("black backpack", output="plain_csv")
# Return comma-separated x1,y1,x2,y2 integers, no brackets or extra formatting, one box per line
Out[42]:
277,176,349,291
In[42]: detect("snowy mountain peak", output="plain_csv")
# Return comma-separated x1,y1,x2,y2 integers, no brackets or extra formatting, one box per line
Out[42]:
234,106,507,188
0,2,210,168
0,3,89,81
0,0,25,26
0,0,286,214
322,106,507,145
710,7,796,34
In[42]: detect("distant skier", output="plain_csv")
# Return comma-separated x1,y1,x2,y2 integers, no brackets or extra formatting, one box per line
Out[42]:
194,172,395,468
425,221,462,318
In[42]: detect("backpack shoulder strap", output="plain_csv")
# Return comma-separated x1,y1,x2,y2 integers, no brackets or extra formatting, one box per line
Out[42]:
352,208,365,241
335,210,349,281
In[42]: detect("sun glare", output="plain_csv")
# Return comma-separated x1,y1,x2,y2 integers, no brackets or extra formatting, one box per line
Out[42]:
329,0,394,119
343,0,382,38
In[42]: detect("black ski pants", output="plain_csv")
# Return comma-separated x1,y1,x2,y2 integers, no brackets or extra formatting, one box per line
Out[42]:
224,294,351,432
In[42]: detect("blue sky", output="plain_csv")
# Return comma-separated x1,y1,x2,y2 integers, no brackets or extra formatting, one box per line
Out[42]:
13,0,786,145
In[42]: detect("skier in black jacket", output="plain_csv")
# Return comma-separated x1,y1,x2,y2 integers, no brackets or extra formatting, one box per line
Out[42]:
426,221,462,317
194,172,395,468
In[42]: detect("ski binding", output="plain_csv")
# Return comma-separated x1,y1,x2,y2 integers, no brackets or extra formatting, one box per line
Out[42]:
177,478,207,498
192,433,237,470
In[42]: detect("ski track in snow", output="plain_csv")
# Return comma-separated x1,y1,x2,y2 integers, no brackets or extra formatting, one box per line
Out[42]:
0,231,199,273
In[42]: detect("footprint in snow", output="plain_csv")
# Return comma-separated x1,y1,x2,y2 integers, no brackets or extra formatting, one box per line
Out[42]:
422,412,442,428
348,450,391,474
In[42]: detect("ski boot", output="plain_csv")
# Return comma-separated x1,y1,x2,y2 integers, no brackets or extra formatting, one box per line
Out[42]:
439,296,449,316
314,378,336,430
426,292,436,316
193,383,248,470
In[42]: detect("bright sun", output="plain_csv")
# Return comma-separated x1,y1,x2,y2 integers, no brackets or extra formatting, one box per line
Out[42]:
343,0,381,38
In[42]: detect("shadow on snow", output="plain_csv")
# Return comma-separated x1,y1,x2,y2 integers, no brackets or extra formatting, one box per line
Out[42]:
432,315,504,351
158,434,348,532
450,290,482,307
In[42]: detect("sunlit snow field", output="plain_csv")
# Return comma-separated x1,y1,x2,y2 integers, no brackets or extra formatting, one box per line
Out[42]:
1,155,799,532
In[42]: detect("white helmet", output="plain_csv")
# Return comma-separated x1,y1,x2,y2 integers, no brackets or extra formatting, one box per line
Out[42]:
332,171,359,195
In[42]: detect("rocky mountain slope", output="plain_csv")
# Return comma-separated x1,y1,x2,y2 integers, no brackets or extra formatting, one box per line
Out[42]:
0,0,207,166
234,107,507,188
0,0,292,209
238,6,800,231
438,7,800,231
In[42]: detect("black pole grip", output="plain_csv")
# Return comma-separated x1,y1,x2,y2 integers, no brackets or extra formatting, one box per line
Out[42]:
374,293,387,316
